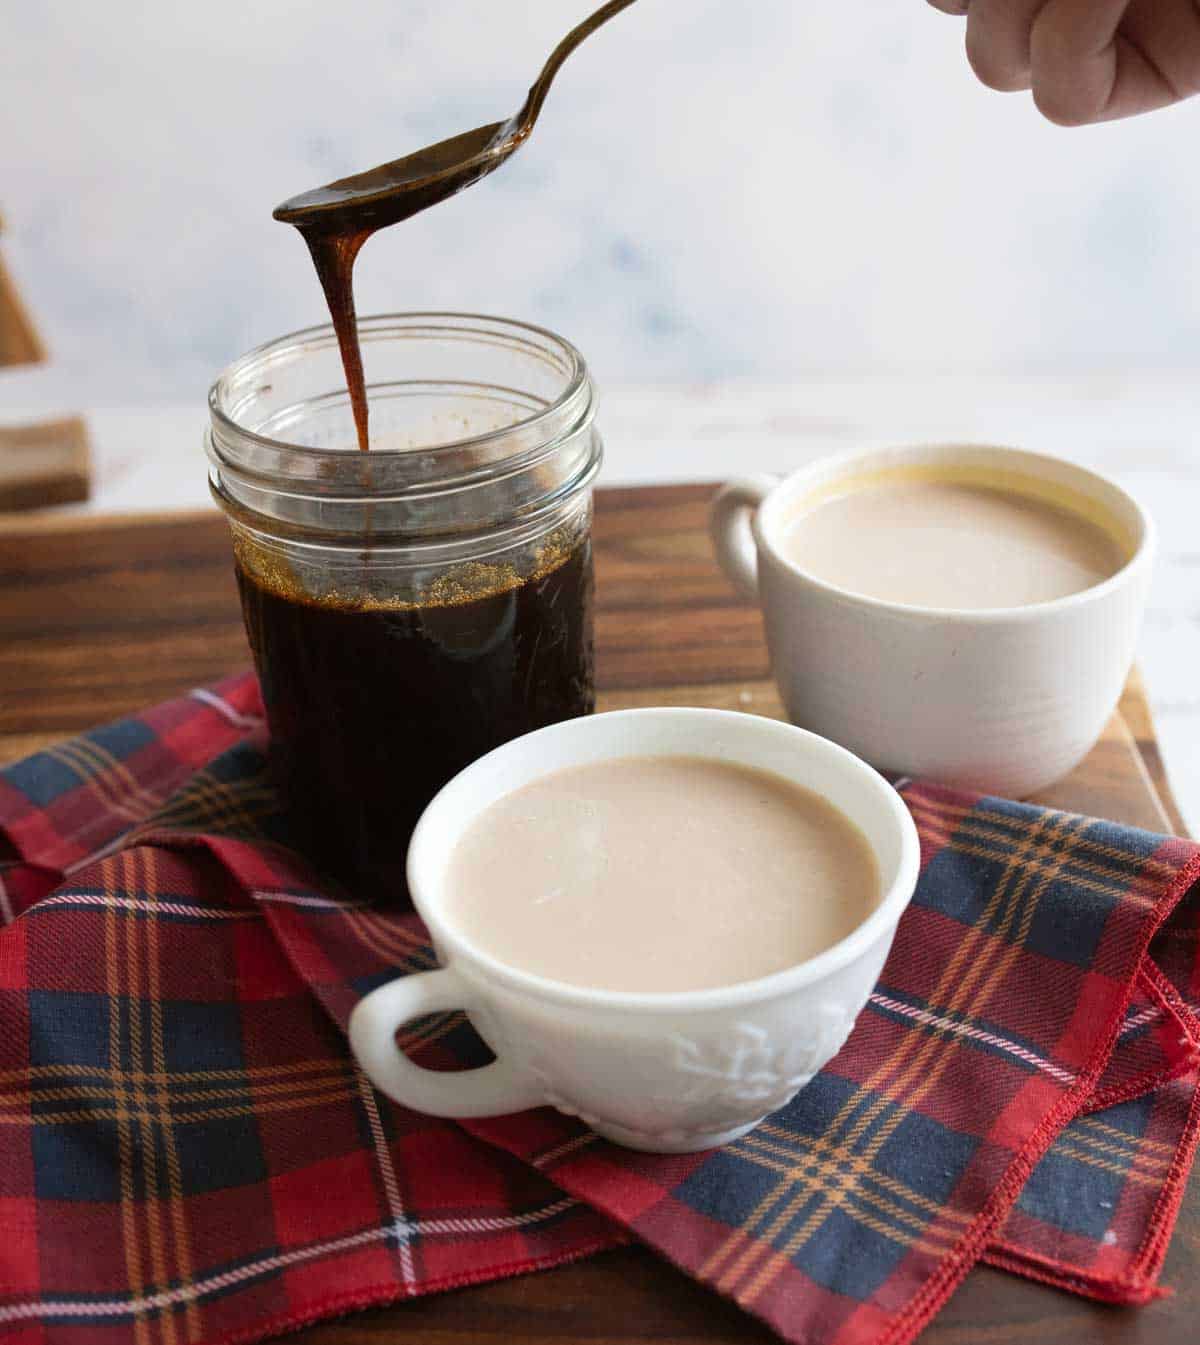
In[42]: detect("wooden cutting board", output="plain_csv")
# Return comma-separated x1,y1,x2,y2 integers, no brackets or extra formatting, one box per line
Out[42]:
0,483,1193,1343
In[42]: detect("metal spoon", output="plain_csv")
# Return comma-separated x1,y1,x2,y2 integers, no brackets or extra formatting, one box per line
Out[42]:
273,0,639,231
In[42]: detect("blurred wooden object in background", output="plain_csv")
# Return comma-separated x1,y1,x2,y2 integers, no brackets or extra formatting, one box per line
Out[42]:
1,211,91,510
0,211,45,368
0,417,91,511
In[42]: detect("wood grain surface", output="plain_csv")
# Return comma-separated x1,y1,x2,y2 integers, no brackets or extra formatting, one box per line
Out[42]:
0,483,1194,1344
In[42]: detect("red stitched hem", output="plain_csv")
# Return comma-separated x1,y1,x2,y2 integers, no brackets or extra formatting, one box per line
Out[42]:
1086,1052,1200,1115
1085,963,1200,1113
1141,957,1200,1046
980,1243,1167,1305
1126,1064,1200,1286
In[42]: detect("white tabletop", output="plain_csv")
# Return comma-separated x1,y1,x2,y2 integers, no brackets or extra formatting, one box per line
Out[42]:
4,371,1197,835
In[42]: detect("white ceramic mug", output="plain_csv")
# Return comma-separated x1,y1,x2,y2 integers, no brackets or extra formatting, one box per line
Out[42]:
710,443,1155,798
349,708,919,1153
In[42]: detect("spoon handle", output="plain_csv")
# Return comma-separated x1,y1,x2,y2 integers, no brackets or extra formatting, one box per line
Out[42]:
518,0,641,133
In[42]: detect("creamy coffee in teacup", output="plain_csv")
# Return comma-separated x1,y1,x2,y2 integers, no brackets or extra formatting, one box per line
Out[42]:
443,754,881,993
348,707,920,1153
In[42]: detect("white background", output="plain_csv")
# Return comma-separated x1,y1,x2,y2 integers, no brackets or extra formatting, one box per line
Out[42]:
5,1,1200,393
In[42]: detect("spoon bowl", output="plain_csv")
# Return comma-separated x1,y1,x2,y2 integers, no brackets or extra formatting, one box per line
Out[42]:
273,121,515,231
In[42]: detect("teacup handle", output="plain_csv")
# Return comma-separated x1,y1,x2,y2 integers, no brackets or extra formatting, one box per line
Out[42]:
709,475,779,601
349,968,544,1118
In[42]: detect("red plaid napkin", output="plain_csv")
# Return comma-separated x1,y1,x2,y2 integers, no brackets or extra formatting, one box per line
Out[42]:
1,675,1198,1345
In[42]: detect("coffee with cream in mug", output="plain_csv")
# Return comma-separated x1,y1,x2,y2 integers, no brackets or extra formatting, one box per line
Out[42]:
444,754,881,993
710,445,1154,796
780,477,1128,610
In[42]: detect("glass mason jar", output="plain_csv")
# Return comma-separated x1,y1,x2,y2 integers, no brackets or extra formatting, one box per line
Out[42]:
207,313,601,904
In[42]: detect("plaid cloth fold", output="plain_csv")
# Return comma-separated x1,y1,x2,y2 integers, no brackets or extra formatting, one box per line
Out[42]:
1,675,1198,1345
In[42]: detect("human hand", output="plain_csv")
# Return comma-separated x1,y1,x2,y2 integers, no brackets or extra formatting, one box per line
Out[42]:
926,0,1200,124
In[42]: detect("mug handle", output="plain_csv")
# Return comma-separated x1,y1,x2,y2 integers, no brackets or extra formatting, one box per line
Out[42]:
349,968,544,1118
709,475,779,601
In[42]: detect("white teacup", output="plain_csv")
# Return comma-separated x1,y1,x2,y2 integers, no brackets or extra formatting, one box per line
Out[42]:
349,708,919,1153
710,443,1154,797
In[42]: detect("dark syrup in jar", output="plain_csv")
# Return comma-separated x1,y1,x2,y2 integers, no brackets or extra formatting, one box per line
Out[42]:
250,137,595,900
236,533,594,901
